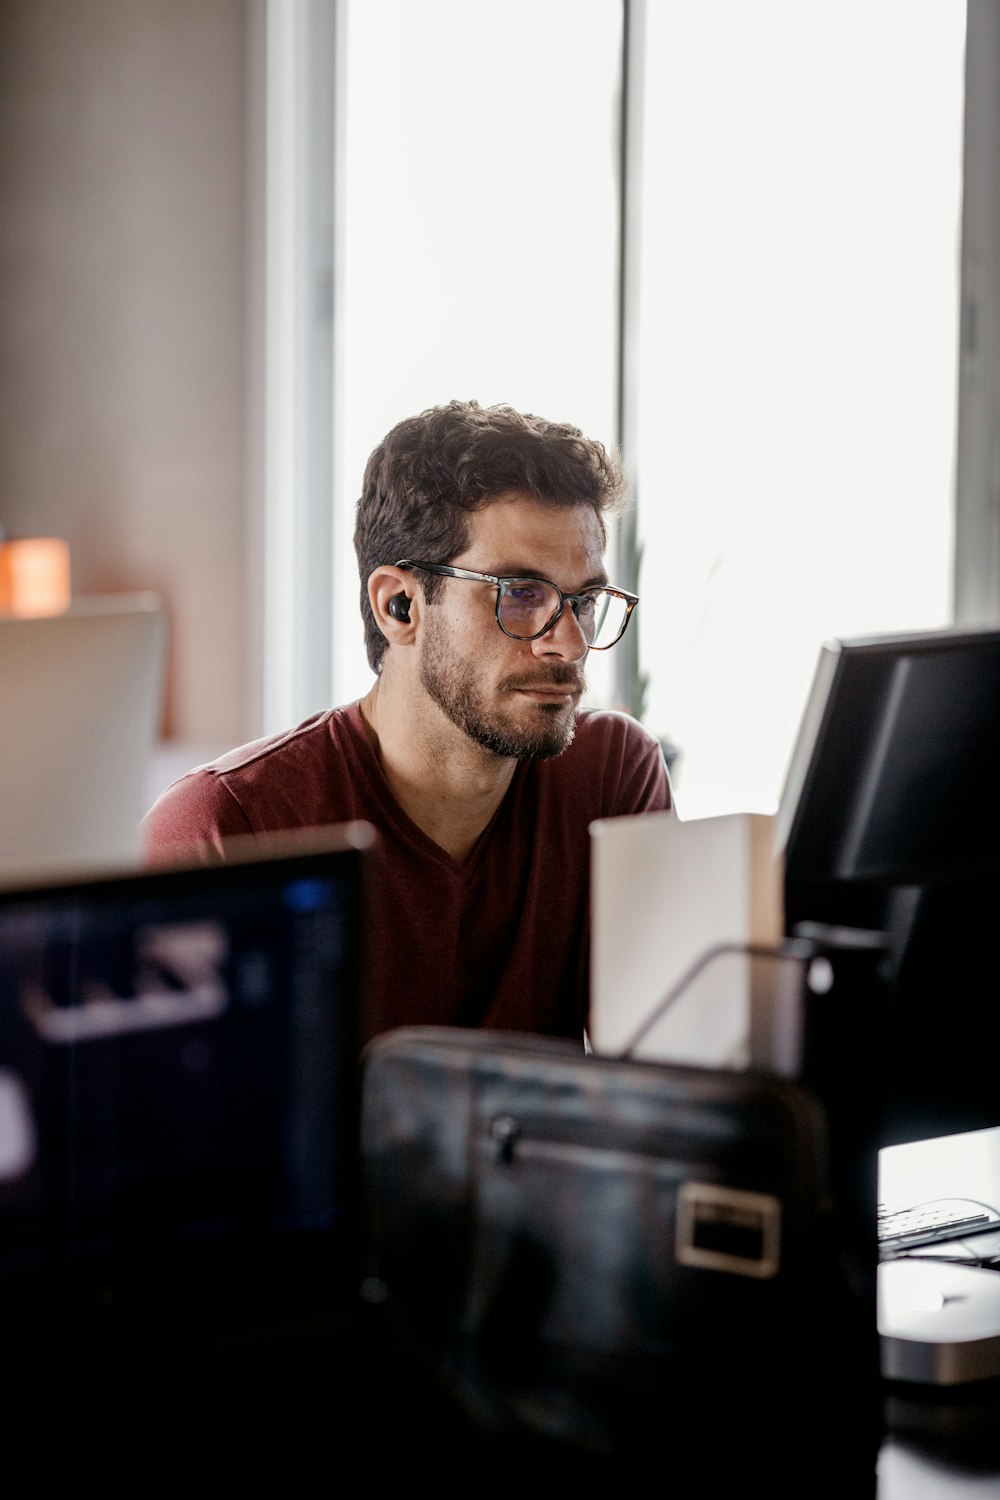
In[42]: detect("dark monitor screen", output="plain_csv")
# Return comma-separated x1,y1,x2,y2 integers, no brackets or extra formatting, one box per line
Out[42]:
0,824,373,1384
776,626,1000,1147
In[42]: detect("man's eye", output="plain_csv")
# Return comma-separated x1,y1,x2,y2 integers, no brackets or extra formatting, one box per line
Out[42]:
506,583,549,609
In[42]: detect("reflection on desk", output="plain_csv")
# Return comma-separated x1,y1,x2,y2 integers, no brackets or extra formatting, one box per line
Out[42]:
879,1435,1000,1499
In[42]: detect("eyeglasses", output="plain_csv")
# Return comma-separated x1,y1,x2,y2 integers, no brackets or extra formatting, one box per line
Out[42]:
394,560,638,650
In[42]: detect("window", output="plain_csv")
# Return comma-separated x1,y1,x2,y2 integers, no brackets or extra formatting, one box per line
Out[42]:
632,0,967,816
259,1,972,825
331,0,623,709
260,0,624,730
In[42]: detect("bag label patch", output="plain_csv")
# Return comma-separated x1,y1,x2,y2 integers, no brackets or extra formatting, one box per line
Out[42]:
676,1181,782,1279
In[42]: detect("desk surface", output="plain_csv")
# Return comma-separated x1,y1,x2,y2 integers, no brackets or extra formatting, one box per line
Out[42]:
0,1267,995,1496
879,1437,1000,1498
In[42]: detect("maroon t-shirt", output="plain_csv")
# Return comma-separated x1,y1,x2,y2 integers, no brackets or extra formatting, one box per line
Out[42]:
141,701,670,1043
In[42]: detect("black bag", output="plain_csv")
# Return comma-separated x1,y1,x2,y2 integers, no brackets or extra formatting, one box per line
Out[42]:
359,1021,881,1489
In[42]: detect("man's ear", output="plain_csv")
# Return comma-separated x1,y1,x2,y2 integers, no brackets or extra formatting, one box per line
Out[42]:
369,566,419,643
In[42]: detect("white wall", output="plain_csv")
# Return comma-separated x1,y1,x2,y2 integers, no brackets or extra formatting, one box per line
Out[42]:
0,0,250,746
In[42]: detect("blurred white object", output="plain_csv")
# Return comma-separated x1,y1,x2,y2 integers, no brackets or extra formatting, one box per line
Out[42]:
0,594,166,880
0,1068,36,1180
589,808,784,1064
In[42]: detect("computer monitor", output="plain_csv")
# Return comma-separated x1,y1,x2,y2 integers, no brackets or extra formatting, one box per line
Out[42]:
0,593,166,880
775,624,1000,1148
0,823,373,1406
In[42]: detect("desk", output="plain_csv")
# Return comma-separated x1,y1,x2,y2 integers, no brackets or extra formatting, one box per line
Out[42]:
1,1256,995,1495
879,1436,1000,1498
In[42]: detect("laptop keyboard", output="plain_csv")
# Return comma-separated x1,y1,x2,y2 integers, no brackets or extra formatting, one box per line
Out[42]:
877,1197,1000,1257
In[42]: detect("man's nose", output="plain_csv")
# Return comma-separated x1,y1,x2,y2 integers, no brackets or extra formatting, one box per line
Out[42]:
530,603,589,662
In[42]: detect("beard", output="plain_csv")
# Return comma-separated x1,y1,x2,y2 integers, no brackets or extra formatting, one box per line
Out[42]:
419,626,586,761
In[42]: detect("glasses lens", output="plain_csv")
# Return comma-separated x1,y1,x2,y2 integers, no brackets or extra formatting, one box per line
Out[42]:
497,582,630,647
498,580,561,638
588,591,629,649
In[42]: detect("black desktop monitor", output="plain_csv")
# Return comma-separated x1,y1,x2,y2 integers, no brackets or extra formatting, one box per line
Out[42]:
0,823,374,1415
776,625,1000,1148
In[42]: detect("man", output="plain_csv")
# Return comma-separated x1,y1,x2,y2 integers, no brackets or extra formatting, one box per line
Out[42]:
142,399,670,1041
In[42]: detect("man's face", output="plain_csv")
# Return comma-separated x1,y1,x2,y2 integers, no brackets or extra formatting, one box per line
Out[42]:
417,491,606,760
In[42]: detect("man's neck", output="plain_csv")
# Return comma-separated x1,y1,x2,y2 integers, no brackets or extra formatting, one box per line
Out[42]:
359,682,517,863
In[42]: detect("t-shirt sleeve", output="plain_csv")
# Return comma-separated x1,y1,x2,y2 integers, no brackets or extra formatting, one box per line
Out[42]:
600,713,672,816
140,771,254,866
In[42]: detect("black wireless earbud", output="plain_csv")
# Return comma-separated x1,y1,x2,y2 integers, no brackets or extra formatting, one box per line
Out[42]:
388,593,411,623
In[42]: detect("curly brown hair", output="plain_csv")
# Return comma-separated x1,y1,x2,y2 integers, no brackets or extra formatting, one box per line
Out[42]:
353,399,627,672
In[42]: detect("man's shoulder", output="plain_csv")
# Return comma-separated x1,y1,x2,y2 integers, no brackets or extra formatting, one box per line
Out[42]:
572,706,665,756
537,707,671,815
201,704,362,781
141,702,369,860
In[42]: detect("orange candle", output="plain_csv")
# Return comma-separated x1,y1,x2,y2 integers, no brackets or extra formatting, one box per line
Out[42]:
0,536,72,617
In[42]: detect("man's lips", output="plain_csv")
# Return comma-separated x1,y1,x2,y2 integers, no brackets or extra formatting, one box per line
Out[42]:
503,674,585,699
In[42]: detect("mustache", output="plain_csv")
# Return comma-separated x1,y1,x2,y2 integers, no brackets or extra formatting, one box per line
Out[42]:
500,668,587,694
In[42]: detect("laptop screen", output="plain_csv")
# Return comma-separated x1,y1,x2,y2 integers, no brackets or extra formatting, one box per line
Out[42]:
0,824,373,1367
